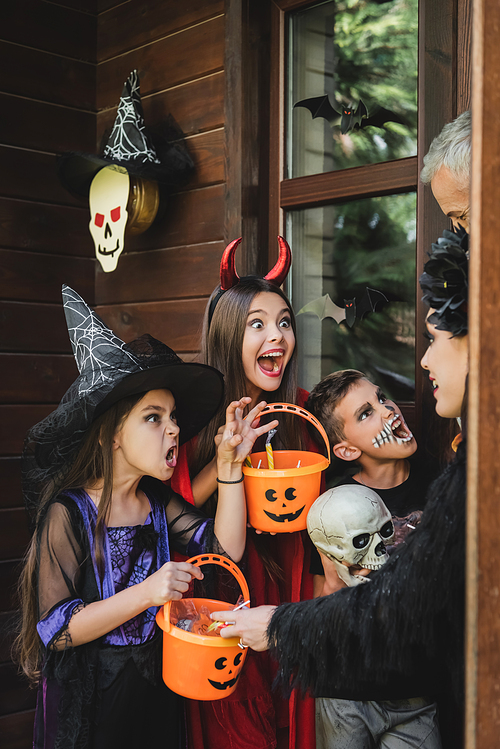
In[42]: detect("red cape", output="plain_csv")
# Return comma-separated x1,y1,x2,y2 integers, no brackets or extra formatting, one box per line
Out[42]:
170,389,317,749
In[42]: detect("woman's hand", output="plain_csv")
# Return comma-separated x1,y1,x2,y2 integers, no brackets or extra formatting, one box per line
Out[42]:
142,561,203,607
211,605,276,651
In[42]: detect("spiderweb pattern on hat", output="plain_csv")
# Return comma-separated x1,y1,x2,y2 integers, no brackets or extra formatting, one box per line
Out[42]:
22,287,184,518
64,286,140,397
103,70,160,166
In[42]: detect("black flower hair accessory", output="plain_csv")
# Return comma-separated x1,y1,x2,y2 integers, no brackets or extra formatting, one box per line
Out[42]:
419,227,469,337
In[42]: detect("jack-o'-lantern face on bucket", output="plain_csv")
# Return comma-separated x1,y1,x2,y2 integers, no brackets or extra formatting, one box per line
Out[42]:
263,486,305,524
208,652,244,691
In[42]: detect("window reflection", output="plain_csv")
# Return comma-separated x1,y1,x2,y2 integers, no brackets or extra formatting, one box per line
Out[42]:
288,193,416,400
288,0,418,178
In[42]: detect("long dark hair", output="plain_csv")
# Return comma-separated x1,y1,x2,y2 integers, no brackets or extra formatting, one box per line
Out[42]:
193,278,303,581
192,278,303,478
15,393,143,684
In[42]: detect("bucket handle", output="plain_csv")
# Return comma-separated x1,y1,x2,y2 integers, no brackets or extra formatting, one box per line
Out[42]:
257,402,331,464
162,554,250,634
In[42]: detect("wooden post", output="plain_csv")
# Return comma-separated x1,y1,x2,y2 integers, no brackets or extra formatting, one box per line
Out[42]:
466,1,500,746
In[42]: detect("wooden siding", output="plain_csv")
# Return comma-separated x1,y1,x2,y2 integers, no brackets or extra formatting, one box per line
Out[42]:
95,2,226,354
0,2,96,743
1,2,228,744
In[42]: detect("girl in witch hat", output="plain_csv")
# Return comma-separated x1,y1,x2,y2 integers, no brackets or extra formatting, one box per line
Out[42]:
212,228,469,749
16,286,278,749
170,238,317,749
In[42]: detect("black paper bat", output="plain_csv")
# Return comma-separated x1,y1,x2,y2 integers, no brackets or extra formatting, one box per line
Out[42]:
294,95,405,135
297,288,389,328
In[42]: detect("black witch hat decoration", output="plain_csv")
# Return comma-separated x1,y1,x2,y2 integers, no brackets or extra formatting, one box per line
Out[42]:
58,70,194,197
22,286,224,516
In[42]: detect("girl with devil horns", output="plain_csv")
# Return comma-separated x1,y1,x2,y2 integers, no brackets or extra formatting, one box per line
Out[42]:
16,286,279,749
171,237,317,749
212,227,470,749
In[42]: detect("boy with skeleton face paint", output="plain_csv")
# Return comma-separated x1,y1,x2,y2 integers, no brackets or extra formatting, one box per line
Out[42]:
306,371,434,595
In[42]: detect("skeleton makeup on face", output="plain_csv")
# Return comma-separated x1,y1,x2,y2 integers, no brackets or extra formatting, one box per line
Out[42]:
307,485,394,587
333,379,416,461
372,413,414,449
89,166,130,272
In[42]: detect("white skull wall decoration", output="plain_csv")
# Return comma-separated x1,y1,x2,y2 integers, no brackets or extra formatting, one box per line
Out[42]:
89,166,130,273
307,484,395,587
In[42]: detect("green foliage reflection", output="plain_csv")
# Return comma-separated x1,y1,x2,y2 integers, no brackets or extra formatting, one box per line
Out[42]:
323,193,416,398
291,0,418,173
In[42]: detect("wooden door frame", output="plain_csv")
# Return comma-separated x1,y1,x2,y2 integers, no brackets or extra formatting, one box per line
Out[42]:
466,0,500,745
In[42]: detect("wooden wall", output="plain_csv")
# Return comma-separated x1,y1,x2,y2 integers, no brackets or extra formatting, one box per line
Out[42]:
0,2,97,746
0,1,244,746
94,0,226,354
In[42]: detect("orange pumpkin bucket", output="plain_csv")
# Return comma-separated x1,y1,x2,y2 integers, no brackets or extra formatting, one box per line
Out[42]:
156,554,250,700
242,403,330,533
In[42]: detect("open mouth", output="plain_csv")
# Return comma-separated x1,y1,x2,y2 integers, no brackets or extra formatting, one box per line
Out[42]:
208,675,240,690
166,446,177,468
372,415,413,448
257,350,284,377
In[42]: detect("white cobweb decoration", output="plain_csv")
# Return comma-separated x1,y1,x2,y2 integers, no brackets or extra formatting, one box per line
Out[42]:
103,70,160,165
63,286,141,397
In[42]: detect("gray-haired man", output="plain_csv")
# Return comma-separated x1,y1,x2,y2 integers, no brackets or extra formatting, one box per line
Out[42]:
421,110,471,231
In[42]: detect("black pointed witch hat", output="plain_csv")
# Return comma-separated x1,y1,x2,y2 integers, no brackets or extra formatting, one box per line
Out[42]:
22,286,224,515
58,70,194,197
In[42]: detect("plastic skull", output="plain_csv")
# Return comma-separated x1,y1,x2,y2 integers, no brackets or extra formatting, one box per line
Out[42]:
89,165,130,272
307,485,394,587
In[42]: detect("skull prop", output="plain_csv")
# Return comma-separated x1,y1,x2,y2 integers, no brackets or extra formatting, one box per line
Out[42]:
89,165,129,272
307,485,394,587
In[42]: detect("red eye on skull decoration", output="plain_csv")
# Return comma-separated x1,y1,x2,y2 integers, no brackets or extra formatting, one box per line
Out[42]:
111,206,121,222
94,213,104,228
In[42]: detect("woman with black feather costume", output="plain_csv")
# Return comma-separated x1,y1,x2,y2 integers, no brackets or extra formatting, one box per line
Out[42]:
212,227,469,749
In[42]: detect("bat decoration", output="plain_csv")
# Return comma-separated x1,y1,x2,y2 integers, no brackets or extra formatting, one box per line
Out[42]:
294,95,406,135
297,288,389,328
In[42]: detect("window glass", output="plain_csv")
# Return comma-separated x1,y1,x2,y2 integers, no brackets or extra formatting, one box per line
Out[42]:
288,0,418,178
287,192,416,400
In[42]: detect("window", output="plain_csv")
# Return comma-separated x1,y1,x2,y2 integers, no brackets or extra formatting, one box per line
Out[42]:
268,0,420,415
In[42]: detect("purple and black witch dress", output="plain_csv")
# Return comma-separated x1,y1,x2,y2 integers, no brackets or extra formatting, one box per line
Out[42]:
33,476,226,749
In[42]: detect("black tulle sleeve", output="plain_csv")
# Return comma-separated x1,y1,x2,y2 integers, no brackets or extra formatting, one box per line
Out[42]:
142,477,228,558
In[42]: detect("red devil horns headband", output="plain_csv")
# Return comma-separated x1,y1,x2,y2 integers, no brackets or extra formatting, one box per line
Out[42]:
209,236,292,325
220,236,291,290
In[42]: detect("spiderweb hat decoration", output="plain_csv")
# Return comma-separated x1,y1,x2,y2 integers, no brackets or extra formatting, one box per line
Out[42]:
58,70,193,196
208,236,293,325
58,71,194,272
419,226,469,337
22,286,224,516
